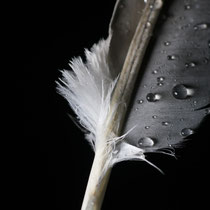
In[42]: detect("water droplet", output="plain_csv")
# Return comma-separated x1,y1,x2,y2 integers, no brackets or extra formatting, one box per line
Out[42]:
149,4,154,9
205,108,210,115
145,126,150,129
162,121,170,126
137,99,144,104
208,40,210,48
185,62,196,68
194,23,208,30
193,100,197,105
157,82,164,86
181,128,194,137
189,62,196,67
164,41,171,46
137,137,154,147
172,84,194,99
144,0,147,3
157,77,165,82
203,58,209,64
152,115,157,119
184,5,191,10
146,21,151,27
167,55,177,60
152,70,158,74
146,93,161,102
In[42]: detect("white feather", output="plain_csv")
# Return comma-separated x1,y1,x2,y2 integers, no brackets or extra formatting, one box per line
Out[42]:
57,35,145,172
57,35,118,150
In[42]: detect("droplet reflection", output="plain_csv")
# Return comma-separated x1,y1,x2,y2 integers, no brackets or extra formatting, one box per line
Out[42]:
137,137,154,147
146,93,161,102
172,84,194,99
181,128,194,137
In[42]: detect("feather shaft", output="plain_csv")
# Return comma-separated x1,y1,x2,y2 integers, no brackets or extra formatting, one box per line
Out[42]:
81,147,112,210
81,1,164,209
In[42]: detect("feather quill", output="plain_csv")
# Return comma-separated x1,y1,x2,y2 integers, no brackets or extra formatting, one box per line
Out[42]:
57,0,210,209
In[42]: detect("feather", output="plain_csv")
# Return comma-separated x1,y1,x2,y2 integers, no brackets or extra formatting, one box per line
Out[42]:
57,0,210,209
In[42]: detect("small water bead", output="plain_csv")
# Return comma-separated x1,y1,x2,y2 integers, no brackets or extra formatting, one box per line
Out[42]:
162,121,170,126
203,58,209,64
146,21,151,27
137,137,154,147
164,41,171,46
167,55,177,60
185,62,197,68
208,40,210,48
189,62,196,67
145,126,150,129
146,93,161,102
172,84,194,99
152,70,158,74
137,99,144,104
152,115,157,119
157,82,164,86
194,23,208,30
184,5,191,10
181,128,194,137
157,77,165,82
149,4,154,9
205,109,210,115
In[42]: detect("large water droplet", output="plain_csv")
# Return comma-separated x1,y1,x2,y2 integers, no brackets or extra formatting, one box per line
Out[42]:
194,23,208,30
181,128,194,137
172,84,194,99
137,137,154,147
167,55,177,60
146,93,161,102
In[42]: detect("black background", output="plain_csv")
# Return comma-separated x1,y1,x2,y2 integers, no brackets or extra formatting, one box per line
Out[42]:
22,1,209,209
